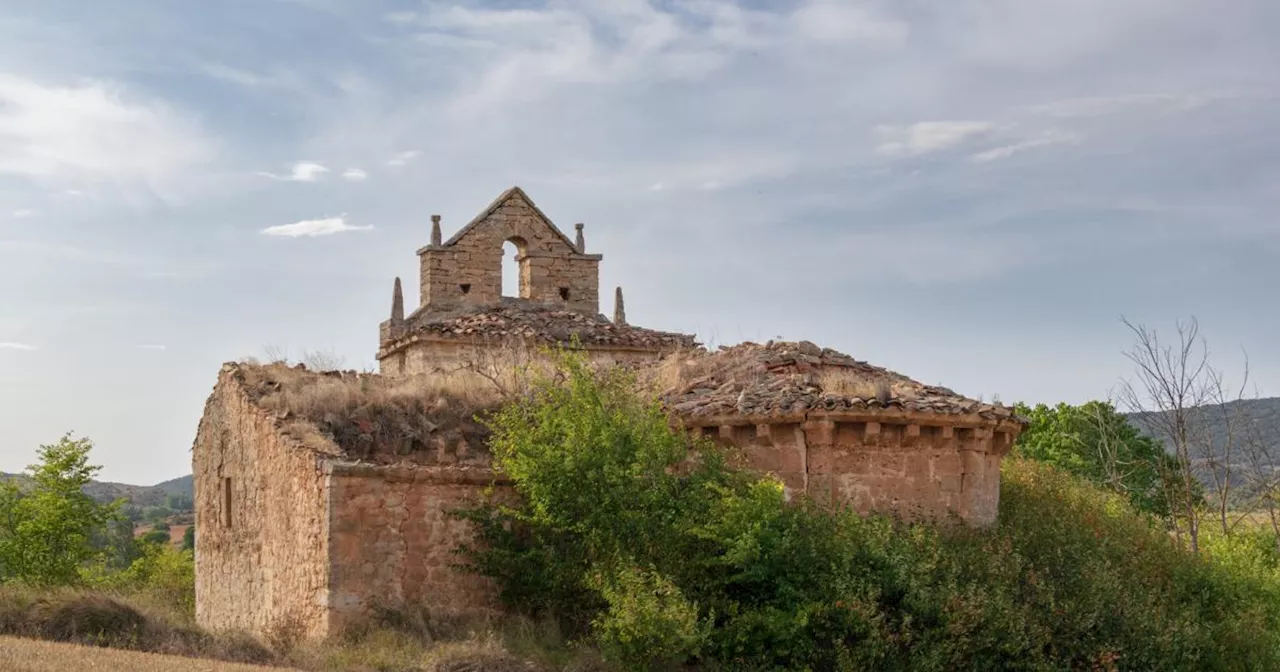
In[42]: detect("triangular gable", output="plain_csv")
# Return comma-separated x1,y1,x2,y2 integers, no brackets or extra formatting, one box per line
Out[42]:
443,186,579,250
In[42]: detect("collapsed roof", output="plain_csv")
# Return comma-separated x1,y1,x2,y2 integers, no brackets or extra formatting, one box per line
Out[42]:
657,340,1023,422
382,301,699,354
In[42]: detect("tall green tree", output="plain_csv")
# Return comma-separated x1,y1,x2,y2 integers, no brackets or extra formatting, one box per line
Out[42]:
1013,401,1187,517
0,433,122,586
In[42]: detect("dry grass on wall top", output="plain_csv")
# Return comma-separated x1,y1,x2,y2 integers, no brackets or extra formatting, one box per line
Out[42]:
235,363,512,465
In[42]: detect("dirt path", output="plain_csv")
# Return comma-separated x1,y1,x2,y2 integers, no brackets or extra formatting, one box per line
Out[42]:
0,636,296,672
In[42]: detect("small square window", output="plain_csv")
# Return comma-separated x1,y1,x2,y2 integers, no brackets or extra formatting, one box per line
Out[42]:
558,287,570,300
459,284,471,295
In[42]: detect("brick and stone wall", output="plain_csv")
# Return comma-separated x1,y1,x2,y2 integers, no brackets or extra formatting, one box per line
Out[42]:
324,464,512,633
686,411,1019,526
417,188,601,315
192,367,339,638
380,336,671,377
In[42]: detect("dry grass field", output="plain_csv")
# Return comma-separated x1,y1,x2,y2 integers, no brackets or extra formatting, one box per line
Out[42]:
0,635,294,672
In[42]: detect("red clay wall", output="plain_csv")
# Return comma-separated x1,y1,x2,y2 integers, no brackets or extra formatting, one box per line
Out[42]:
691,414,1018,525
324,464,512,633
192,367,338,638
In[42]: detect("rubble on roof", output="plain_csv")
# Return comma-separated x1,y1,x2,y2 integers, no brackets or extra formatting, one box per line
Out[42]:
658,340,1021,422
390,302,698,351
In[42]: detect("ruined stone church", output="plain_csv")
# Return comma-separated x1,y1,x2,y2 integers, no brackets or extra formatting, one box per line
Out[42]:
192,187,1025,639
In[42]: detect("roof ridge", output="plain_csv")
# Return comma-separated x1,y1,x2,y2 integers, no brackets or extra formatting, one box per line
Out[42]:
442,186,580,250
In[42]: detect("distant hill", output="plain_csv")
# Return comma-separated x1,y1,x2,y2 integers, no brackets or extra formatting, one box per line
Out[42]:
0,472,193,509
1126,397,1280,490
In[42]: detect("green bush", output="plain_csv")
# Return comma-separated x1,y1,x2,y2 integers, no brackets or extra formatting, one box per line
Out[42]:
87,543,196,614
1011,400,1182,517
458,350,1280,671
588,564,707,667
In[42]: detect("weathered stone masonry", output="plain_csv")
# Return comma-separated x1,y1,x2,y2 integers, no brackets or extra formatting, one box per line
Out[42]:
193,366,506,639
687,412,1016,524
194,186,1026,639
193,365,337,638
378,186,697,378
661,341,1023,525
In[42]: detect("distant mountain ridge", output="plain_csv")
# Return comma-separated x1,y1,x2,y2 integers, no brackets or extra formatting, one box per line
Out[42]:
1124,397,1280,461
1124,397,1280,493
0,472,192,507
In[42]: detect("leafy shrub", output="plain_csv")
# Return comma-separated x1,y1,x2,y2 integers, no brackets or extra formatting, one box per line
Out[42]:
139,529,171,546
587,564,707,667
1012,400,1181,516
458,349,1280,671
87,543,196,614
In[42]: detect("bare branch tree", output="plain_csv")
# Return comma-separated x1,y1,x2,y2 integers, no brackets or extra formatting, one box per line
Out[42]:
301,349,346,372
263,344,290,365
1116,316,1212,552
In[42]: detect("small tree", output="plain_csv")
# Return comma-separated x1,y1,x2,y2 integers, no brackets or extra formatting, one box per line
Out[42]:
1013,400,1176,517
182,524,195,552
0,433,121,585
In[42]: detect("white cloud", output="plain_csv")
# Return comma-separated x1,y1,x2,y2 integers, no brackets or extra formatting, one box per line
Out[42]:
0,73,213,192
970,129,1081,163
10,209,35,218
0,342,37,351
385,150,420,167
200,63,267,87
791,1,908,48
260,215,372,238
384,11,418,25
874,121,995,157
1022,94,1212,119
342,168,368,181
256,161,329,182
135,344,166,351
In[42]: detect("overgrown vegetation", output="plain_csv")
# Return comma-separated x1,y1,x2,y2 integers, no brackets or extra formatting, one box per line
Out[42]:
1012,400,1186,517
459,349,1280,670
6,323,1280,670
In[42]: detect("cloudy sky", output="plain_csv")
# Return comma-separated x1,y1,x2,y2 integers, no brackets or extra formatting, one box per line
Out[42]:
2,0,1277,484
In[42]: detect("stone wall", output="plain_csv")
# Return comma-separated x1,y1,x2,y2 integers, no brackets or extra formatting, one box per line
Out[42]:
380,336,668,377
687,412,1018,525
418,189,601,315
324,464,512,633
192,367,338,638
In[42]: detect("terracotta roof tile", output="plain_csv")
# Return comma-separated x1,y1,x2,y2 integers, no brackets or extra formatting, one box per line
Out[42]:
656,340,1022,422
390,303,698,351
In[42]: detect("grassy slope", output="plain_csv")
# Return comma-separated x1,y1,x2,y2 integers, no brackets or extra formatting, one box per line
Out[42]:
0,636,292,672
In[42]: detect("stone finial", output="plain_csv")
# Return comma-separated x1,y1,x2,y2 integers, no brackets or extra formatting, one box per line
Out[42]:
391,277,404,322
614,286,626,325
574,222,585,253
430,215,442,246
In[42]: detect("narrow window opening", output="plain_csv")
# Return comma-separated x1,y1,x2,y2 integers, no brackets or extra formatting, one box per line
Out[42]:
220,477,232,528
501,241,520,297
558,287,570,300
459,283,471,295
